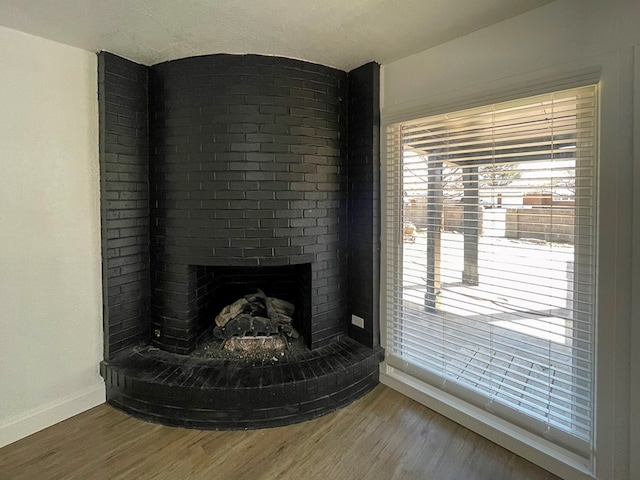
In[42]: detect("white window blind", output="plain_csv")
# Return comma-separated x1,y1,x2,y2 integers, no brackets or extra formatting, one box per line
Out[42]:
384,85,597,457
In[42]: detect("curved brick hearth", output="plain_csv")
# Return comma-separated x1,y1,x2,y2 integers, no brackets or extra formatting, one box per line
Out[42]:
101,338,383,429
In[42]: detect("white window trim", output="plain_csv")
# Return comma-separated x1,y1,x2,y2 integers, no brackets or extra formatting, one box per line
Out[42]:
630,43,640,480
380,53,627,480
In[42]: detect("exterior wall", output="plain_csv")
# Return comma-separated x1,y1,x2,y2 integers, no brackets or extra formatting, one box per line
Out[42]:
505,208,574,243
0,26,103,448
405,200,484,235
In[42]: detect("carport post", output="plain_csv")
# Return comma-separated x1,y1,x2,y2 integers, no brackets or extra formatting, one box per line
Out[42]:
425,161,443,312
462,166,479,286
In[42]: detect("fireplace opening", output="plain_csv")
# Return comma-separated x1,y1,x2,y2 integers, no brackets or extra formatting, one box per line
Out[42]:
192,264,312,356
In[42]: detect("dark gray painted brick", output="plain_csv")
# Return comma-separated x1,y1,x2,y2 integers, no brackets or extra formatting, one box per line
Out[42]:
103,53,378,356
100,52,150,359
347,62,381,348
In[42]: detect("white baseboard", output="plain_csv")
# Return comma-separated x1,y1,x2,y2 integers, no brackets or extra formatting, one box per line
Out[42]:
0,383,105,449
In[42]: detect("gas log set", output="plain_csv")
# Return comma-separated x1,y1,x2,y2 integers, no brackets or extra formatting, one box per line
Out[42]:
212,289,299,355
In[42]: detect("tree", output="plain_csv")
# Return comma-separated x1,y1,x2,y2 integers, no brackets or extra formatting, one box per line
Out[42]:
403,155,522,202
479,164,521,205
479,164,521,188
435,163,521,200
552,168,575,197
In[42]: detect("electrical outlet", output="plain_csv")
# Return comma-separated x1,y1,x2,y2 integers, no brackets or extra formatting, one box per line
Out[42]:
351,314,365,328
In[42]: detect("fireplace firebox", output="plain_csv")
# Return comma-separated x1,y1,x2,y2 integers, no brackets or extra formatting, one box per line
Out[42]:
189,264,312,349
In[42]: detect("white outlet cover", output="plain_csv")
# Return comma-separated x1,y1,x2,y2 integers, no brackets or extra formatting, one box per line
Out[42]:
351,314,365,328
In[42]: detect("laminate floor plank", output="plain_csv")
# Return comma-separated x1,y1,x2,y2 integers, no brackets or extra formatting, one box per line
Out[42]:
0,385,559,480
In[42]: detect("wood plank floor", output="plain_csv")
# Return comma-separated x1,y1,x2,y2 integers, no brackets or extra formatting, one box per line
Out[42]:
0,385,559,480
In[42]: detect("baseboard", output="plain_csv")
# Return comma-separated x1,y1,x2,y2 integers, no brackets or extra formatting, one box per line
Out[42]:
0,383,105,449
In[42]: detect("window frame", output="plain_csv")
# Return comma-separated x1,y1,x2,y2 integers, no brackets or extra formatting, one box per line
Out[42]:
380,59,624,480
386,85,598,456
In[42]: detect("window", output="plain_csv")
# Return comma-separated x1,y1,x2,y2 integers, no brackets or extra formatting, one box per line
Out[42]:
384,85,597,458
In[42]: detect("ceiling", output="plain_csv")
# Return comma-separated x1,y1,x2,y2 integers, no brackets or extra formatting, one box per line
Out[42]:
0,0,557,71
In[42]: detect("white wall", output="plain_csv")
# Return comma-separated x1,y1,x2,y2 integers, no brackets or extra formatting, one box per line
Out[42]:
381,1,639,478
0,26,104,448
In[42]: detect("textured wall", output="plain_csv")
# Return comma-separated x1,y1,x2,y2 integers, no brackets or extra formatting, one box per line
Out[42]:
1,27,103,447
99,52,150,358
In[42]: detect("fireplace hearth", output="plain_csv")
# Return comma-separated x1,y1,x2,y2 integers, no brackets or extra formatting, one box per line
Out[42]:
101,336,381,429
99,52,382,429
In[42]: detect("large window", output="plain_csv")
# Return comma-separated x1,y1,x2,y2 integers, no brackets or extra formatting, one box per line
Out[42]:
384,85,597,458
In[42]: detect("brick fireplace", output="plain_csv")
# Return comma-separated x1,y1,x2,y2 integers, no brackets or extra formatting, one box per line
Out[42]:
99,52,381,428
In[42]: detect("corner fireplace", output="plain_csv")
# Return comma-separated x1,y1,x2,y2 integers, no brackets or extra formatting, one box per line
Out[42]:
99,52,382,429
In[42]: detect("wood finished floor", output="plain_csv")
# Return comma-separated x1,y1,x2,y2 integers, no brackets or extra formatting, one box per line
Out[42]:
0,385,559,480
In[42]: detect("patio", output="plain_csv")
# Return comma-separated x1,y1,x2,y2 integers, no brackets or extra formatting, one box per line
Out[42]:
397,230,590,439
